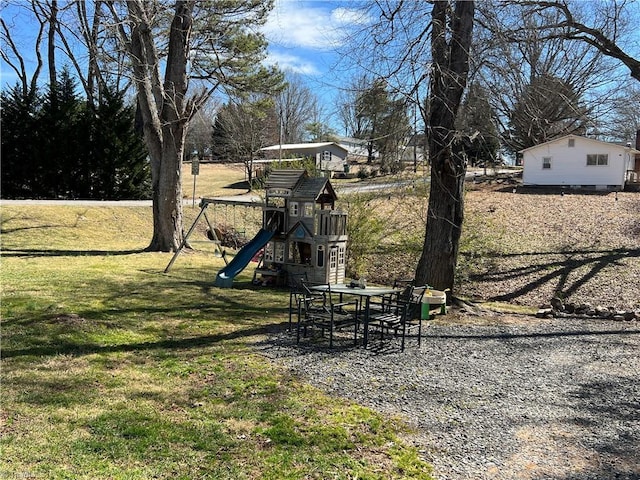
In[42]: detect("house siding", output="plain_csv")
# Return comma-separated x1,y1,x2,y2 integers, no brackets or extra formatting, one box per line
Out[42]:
260,143,348,172
522,136,630,189
315,145,349,172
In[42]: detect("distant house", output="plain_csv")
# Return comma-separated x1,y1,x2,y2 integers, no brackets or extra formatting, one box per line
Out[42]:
336,136,379,161
520,134,640,190
259,142,349,173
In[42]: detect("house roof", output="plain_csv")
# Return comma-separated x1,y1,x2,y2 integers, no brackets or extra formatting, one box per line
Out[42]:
260,142,349,154
519,134,640,154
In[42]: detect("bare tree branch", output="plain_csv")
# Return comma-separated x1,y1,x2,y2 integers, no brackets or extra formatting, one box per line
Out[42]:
516,0,640,81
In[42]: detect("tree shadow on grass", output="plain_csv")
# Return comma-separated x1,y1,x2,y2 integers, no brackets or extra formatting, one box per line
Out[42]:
1,320,290,359
223,180,250,190
2,269,293,360
1,248,146,257
468,247,640,303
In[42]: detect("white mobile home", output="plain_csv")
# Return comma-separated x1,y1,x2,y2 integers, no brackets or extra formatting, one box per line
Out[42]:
521,135,640,190
260,142,349,174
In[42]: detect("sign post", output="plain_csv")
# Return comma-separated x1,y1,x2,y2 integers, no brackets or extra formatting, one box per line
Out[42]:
191,153,200,207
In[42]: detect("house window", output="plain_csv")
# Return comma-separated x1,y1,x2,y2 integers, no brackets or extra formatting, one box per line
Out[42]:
586,154,608,166
289,201,298,216
568,138,575,147
338,246,345,265
322,151,331,162
542,157,552,169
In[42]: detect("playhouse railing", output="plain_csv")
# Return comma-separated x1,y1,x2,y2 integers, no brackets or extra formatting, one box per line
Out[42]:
315,211,348,237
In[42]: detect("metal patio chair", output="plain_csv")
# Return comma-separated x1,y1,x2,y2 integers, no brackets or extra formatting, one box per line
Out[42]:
367,285,427,351
297,282,360,348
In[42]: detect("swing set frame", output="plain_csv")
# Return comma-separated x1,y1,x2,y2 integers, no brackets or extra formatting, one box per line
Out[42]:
164,197,264,273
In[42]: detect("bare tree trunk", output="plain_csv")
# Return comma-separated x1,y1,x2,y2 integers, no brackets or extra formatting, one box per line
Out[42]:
415,0,475,293
122,0,194,252
148,134,185,251
48,0,58,87
147,1,193,251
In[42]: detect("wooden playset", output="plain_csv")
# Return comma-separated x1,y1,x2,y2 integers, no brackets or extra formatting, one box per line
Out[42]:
165,169,348,288
251,169,348,286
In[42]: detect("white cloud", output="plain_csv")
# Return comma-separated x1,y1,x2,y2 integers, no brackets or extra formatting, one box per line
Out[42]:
264,51,320,75
261,2,372,78
263,1,370,50
330,7,370,26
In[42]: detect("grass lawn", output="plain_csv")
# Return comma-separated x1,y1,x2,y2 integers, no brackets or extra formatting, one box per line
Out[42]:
1,203,433,479
183,162,250,200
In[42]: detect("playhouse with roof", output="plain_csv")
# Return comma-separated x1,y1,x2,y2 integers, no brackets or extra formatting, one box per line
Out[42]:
213,169,348,287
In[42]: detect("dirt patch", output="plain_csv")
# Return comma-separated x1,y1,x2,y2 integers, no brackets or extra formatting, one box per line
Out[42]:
363,185,640,311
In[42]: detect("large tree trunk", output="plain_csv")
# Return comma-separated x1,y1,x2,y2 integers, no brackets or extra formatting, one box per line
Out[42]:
147,1,193,251
414,0,475,293
148,133,185,251
126,0,194,252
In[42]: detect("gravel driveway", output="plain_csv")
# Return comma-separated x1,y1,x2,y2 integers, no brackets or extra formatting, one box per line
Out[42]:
258,315,640,480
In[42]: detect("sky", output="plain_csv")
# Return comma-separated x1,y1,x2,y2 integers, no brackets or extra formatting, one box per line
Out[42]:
264,0,367,76
0,0,370,130
261,0,371,126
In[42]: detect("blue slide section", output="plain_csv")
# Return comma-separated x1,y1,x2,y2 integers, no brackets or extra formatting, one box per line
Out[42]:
214,229,274,288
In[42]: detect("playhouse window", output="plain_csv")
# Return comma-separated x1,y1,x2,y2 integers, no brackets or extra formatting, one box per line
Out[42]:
304,202,313,217
568,138,575,147
542,157,551,169
586,154,608,166
289,241,311,264
264,242,274,262
317,245,325,268
300,243,311,264
275,242,285,263
329,248,337,269
338,246,345,265
290,202,299,216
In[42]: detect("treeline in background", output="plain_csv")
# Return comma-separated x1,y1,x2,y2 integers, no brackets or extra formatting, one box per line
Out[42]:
1,70,150,200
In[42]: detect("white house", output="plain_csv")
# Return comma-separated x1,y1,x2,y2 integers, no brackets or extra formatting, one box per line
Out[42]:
259,142,349,173
336,136,379,161
521,134,640,190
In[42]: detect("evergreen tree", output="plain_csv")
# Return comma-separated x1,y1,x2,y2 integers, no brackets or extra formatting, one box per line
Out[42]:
39,68,84,197
354,78,410,171
456,83,500,167
85,89,150,199
1,73,149,199
0,84,42,198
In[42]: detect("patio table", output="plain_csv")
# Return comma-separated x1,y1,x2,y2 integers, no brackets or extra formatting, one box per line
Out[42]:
310,283,400,346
